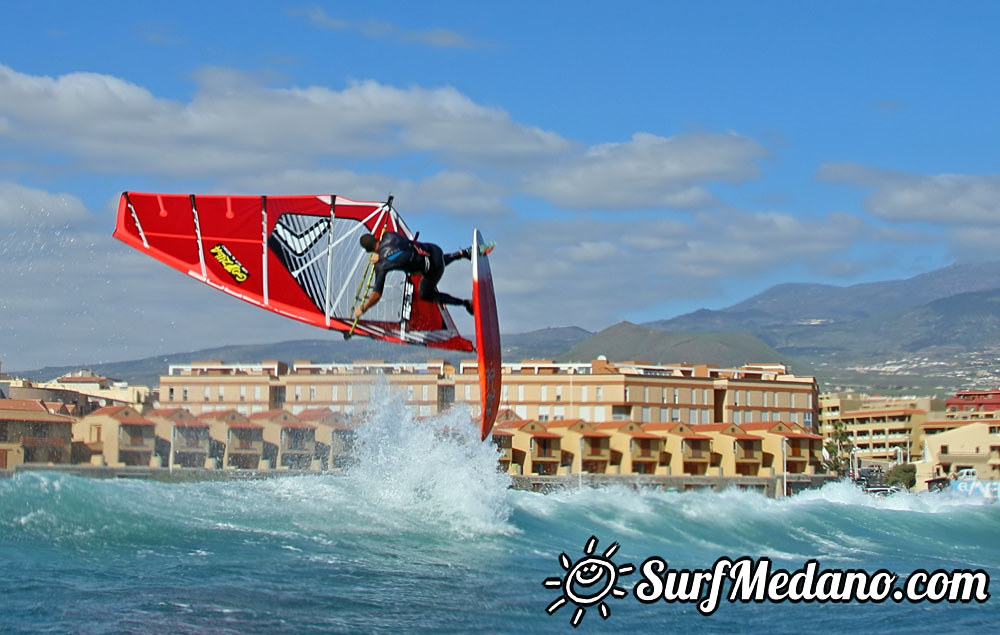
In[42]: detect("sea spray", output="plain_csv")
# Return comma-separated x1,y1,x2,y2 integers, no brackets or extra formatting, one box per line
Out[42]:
343,380,513,537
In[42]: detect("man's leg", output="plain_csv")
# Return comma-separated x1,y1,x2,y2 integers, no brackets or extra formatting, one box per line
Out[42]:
444,247,472,266
421,245,473,314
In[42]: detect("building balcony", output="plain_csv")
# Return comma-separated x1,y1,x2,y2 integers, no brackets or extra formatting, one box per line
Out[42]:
119,438,155,451
532,448,561,461
229,441,264,455
281,440,316,454
20,436,71,447
683,447,710,462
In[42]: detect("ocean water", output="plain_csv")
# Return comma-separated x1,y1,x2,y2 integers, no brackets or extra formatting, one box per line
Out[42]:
2,390,998,633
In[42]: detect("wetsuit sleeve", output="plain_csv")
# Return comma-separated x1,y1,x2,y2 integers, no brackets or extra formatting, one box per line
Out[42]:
371,263,388,295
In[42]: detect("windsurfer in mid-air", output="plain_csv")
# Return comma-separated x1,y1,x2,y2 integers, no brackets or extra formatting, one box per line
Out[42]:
354,232,481,319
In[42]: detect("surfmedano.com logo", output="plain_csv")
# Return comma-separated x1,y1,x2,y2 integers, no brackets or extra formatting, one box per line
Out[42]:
542,536,635,627
542,535,991,627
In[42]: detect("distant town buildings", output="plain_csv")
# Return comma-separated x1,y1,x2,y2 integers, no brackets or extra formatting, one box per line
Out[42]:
2,357,999,492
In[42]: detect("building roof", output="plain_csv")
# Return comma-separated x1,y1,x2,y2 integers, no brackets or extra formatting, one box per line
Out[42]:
0,398,75,424
727,433,764,441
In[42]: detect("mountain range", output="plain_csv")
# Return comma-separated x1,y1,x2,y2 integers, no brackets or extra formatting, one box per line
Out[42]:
11,261,1000,394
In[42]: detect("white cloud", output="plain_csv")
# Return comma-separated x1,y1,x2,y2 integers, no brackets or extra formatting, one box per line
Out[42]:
288,7,484,49
0,64,574,179
487,207,881,333
818,162,1000,225
523,132,767,210
0,182,91,227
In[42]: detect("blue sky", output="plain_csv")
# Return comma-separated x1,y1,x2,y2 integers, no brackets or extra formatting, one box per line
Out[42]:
2,1,1000,370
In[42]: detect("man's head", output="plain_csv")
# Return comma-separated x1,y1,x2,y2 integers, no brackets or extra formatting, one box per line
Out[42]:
359,233,378,252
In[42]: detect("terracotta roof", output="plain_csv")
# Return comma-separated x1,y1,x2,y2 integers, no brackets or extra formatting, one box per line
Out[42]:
0,399,47,412
118,417,155,427
692,424,732,432
226,420,264,429
544,419,584,428
642,422,683,432
174,421,210,428
628,431,661,440
529,431,562,439
677,433,712,441
490,429,515,437
726,433,764,441
279,421,316,430
581,432,611,439
91,405,129,417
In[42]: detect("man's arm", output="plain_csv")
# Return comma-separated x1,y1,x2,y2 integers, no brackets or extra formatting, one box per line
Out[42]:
354,290,382,319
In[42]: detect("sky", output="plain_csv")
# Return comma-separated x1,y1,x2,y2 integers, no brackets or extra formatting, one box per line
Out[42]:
2,1,1000,371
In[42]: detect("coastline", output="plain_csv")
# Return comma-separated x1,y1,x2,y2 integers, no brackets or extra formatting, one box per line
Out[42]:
1,464,837,497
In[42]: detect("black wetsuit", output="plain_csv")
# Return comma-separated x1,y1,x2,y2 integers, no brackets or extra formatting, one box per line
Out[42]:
371,232,466,306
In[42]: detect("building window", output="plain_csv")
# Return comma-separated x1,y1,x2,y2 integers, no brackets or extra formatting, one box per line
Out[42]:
204,386,211,402
422,385,429,401
182,386,189,401
555,386,562,402
218,386,225,402
580,386,588,402
540,386,548,402
673,388,679,404
254,386,262,401
240,386,246,402
295,386,302,401
517,385,525,401
596,387,603,402
612,405,630,421
168,387,175,402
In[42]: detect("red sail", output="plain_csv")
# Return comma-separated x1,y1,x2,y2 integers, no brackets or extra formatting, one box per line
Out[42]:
114,192,472,351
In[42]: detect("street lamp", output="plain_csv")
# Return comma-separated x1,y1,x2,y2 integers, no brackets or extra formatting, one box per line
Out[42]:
782,437,788,498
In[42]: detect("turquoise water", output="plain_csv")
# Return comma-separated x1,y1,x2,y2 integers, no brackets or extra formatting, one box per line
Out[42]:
2,394,998,633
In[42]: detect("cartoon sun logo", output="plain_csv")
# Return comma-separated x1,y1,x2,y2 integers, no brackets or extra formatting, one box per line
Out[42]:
542,535,635,627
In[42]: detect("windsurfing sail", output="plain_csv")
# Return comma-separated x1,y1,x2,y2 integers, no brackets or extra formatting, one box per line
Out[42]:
473,229,502,440
114,192,472,351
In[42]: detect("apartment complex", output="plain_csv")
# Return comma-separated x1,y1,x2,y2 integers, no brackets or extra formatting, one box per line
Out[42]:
496,415,824,478
819,391,1000,487
159,358,820,430
0,399,75,469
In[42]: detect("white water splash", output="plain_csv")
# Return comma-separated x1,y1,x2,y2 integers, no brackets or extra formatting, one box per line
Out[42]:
341,380,513,537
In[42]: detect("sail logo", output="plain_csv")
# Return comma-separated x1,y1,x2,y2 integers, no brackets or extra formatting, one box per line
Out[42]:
210,244,249,283
542,536,635,627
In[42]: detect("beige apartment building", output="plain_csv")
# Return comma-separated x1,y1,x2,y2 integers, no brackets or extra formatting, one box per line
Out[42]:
74,405,158,467
159,361,287,416
159,358,819,432
819,392,1000,472
912,421,1000,490
460,359,819,429
0,399,74,469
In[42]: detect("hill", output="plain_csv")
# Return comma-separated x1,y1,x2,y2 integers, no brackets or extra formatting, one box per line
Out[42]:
557,322,801,371
13,326,594,388
648,261,1000,362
